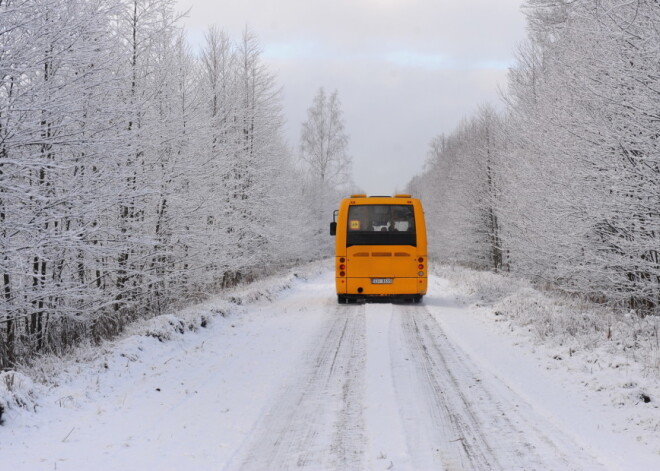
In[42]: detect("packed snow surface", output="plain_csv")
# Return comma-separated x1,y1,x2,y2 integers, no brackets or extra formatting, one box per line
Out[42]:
2,264,660,470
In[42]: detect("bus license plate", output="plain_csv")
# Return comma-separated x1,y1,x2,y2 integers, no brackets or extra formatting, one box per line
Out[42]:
371,278,393,284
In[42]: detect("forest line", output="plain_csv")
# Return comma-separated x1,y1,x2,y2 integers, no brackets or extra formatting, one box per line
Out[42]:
409,0,660,316
0,0,351,368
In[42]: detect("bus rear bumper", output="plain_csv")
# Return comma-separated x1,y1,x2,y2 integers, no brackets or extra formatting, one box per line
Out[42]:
336,276,427,298
338,293,423,304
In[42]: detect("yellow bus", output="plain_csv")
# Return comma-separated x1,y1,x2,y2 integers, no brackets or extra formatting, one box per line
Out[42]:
330,194,427,303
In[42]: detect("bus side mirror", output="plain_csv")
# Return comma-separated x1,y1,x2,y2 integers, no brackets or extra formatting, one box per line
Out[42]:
330,222,337,236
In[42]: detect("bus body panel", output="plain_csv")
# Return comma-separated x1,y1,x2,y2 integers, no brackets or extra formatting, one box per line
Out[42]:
334,196,427,300
345,246,420,278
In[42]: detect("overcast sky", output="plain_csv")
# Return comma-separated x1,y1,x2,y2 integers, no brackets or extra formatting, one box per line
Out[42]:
174,0,527,195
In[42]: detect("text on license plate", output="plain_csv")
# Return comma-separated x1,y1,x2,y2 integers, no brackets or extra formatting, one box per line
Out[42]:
371,278,393,284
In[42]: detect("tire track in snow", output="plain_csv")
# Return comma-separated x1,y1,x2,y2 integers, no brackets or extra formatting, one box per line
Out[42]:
394,305,498,470
228,303,366,470
393,305,608,471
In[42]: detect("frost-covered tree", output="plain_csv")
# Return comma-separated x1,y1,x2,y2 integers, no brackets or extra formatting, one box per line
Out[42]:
415,105,505,271
414,0,660,314
299,87,351,249
505,0,660,307
0,1,321,368
0,0,131,364
300,88,351,190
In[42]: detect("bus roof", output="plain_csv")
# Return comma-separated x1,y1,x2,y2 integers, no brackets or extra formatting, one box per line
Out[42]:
348,194,413,199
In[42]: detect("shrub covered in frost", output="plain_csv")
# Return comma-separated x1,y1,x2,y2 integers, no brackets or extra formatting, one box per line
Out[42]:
437,265,660,375
0,371,38,423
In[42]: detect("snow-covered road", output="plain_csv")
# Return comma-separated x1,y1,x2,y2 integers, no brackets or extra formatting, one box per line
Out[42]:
3,268,659,470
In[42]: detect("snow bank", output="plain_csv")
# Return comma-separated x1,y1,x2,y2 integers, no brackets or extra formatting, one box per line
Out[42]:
127,259,327,341
436,264,526,303
436,265,660,412
3,259,328,424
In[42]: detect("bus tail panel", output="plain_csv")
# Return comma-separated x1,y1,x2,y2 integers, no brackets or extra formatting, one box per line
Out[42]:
344,277,426,296
345,246,422,278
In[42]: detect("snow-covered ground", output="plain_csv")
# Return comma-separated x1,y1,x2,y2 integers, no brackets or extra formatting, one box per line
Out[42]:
1,262,659,470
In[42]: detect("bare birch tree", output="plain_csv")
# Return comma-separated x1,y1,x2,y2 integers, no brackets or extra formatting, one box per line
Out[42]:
299,87,351,247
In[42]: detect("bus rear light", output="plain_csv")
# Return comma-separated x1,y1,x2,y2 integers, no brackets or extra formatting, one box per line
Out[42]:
418,257,424,263
340,271,346,277
418,264,424,270
339,264,346,270
340,257,345,263
418,271,424,277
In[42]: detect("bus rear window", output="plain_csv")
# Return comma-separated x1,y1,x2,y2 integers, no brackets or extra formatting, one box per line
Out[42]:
347,205,416,247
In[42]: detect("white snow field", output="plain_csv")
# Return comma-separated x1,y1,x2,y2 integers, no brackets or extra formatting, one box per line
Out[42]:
2,264,660,470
